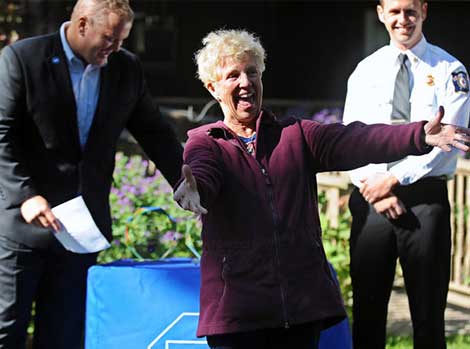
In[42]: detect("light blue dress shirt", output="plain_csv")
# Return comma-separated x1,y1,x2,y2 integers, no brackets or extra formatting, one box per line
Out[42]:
60,22,101,149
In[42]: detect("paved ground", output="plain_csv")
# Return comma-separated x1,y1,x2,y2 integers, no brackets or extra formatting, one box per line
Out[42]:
387,287,470,336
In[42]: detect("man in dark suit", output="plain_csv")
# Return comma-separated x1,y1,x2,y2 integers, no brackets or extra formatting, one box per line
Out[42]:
0,0,183,347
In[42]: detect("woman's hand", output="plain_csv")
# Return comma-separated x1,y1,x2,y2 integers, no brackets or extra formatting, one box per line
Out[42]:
174,164,208,215
424,106,470,152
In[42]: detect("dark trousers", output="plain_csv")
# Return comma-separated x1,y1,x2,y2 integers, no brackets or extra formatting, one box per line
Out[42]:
206,322,320,349
0,236,97,349
349,178,450,349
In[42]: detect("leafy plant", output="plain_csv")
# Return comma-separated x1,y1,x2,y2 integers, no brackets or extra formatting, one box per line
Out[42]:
98,153,202,263
386,335,470,349
319,192,353,314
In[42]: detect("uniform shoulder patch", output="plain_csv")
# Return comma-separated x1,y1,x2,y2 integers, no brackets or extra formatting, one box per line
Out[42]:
452,71,469,93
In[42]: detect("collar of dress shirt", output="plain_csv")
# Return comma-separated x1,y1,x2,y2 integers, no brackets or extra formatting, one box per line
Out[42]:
388,36,427,67
59,22,102,71
60,22,82,67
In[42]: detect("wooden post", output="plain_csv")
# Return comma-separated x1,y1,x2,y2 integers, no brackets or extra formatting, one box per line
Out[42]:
454,175,465,284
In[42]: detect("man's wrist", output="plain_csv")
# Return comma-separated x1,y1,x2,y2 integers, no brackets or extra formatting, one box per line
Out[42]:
387,173,400,190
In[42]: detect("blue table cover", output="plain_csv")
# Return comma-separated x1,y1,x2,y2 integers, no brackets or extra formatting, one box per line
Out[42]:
85,258,351,349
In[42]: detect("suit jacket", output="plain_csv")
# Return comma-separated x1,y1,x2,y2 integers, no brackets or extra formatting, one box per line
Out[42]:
0,32,183,248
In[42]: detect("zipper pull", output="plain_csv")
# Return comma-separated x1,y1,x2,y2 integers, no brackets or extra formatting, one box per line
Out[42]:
260,167,271,185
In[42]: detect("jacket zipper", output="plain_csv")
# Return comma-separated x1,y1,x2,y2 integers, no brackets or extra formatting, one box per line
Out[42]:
231,132,290,328
259,165,290,329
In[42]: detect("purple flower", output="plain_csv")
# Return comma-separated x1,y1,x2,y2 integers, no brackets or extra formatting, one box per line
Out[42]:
121,184,138,195
311,109,328,123
160,231,183,243
311,108,343,124
113,189,126,199
118,197,131,207
136,178,153,194
174,216,187,223
159,185,173,194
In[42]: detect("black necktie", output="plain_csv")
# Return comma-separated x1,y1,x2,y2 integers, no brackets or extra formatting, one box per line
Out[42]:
391,53,411,124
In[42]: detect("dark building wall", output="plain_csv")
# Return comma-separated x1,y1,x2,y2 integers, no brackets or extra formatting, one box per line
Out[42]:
425,1,470,69
13,0,470,105
128,0,470,104
130,1,370,102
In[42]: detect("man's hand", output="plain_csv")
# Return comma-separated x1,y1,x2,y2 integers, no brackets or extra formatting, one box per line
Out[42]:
20,195,61,232
373,194,406,220
173,164,208,215
360,172,399,204
424,106,470,152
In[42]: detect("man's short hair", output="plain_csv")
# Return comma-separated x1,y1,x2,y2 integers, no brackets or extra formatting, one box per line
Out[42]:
378,0,426,5
71,0,134,26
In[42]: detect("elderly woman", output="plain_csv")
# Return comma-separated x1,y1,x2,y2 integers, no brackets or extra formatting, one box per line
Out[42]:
174,29,469,349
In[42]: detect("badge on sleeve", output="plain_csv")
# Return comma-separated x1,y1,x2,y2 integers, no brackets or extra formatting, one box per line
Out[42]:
452,71,469,93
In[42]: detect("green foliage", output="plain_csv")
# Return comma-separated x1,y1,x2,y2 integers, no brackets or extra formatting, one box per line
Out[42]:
446,335,470,348
98,153,202,263
319,193,353,314
386,335,470,349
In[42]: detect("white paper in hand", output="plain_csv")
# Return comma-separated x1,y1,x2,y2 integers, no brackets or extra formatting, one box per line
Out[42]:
51,196,111,254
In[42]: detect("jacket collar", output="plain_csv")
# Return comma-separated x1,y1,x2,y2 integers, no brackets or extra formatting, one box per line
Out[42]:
388,35,427,68
47,32,81,153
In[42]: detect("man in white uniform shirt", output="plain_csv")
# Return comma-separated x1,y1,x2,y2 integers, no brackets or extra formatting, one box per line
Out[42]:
342,0,470,348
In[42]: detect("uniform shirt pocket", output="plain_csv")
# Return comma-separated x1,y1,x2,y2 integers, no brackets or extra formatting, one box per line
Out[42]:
410,86,437,120
372,84,395,123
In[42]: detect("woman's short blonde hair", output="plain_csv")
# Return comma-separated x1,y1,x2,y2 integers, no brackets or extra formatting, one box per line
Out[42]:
195,29,266,87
